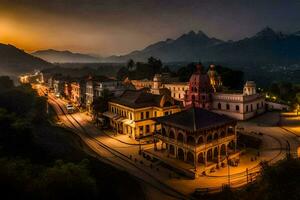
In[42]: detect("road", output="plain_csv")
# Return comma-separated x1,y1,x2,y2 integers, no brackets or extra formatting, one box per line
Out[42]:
36,84,186,200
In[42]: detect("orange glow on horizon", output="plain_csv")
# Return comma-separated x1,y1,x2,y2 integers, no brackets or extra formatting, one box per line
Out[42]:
0,18,43,52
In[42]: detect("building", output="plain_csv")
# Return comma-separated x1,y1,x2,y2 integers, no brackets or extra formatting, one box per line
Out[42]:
184,63,265,120
64,82,72,99
265,101,290,111
131,79,153,90
103,90,182,139
85,76,126,111
70,79,86,106
212,81,265,120
19,70,44,84
153,107,238,178
130,74,189,102
185,64,215,109
163,82,189,101
53,79,64,97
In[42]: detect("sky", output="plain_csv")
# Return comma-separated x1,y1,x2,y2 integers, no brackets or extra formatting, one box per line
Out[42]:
1,0,300,56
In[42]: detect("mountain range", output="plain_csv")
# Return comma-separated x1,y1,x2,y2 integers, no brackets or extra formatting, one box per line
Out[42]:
32,49,101,63
105,27,300,64
0,44,53,75
1,27,300,76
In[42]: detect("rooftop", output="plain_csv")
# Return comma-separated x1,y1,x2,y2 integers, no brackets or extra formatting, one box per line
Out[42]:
110,89,181,108
155,107,236,132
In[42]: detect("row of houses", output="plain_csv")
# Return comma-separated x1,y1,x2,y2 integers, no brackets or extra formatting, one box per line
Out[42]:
46,74,130,110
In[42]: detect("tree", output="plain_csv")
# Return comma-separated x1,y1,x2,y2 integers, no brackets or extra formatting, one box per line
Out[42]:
177,63,197,82
127,59,135,71
0,76,14,93
91,89,113,119
148,57,162,74
39,160,97,199
117,67,129,81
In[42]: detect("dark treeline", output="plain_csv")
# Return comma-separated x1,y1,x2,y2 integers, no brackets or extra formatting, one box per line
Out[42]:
117,58,244,90
0,76,144,200
266,82,300,108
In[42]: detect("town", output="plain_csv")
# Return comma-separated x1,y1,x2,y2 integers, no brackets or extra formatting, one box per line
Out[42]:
2,1,300,199
18,61,299,198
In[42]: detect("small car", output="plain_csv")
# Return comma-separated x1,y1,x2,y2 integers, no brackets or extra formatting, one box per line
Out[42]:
66,104,75,113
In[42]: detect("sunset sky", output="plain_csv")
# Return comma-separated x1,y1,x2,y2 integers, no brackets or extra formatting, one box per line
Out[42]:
1,0,300,56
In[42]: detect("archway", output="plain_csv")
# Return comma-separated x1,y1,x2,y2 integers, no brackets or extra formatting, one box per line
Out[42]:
213,132,219,140
220,131,226,138
187,152,194,164
169,130,175,139
187,136,196,146
207,149,213,162
213,147,219,160
197,136,204,145
228,140,235,150
198,153,205,164
207,133,213,143
177,132,184,143
169,145,175,155
221,144,226,156
178,148,184,161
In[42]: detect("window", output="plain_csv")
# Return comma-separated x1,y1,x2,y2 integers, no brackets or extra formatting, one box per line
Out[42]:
246,105,249,112
202,95,205,100
218,103,221,109
257,103,259,109
141,112,144,119
164,111,169,116
139,126,143,134
251,104,253,111
226,104,230,110
154,111,157,117
236,105,240,111
146,111,150,118
146,125,150,133
178,94,181,99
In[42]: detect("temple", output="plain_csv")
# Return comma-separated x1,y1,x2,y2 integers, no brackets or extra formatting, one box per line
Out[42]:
151,107,238,178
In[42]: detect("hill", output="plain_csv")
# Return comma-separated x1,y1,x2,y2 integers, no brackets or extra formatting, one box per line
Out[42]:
0,43,53,75
32,49,101,63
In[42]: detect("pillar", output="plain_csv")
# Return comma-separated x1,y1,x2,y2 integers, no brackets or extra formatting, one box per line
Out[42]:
154,124,157,151
204,151,207,166
234,126,237,152
218,145,221,164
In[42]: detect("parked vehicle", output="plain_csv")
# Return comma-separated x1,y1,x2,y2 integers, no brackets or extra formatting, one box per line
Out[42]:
66,104,75,113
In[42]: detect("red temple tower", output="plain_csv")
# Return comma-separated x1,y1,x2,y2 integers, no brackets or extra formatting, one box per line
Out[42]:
184,63,214,109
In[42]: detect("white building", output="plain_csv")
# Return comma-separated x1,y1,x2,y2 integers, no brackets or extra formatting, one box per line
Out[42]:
212,81,265,120
85,76,126,111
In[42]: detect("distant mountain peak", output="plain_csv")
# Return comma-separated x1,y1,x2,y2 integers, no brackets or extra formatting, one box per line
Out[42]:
187,30,196,36
197,30,208,38
255,27,278,38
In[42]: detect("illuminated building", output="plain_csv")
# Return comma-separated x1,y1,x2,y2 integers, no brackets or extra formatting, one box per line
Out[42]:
184,63,265,120
103,90,182,139
152,107,238,178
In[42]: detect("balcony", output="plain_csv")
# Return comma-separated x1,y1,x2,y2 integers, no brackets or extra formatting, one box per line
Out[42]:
154,132,235,152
